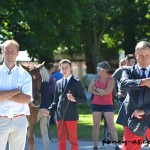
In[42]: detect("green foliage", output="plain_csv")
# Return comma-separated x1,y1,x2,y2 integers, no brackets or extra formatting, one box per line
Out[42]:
0,0,150,70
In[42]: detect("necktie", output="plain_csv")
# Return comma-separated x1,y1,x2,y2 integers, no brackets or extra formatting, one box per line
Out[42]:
63,79,67,91
141,68,146,79
138,68,146,108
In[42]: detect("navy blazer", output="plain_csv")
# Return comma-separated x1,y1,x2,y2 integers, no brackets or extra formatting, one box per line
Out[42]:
116,64,150,127
49,75,87,121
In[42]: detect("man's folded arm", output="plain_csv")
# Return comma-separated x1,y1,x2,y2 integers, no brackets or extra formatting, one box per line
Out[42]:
10,93,31,104
120,68,141,91
0,89,21,101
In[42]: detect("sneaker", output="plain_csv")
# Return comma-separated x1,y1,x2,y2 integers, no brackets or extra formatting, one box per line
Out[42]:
93,146,98,150
115,145,120,150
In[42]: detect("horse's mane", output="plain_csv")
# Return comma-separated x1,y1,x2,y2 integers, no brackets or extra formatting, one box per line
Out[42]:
40,66,49,82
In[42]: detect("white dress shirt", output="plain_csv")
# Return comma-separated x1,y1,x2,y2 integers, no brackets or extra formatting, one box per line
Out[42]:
0,63,32,116
63,74,72,87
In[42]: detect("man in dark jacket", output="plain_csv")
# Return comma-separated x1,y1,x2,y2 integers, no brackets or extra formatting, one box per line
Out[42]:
42,59,87,150
112,54,136,109
116,41,150,150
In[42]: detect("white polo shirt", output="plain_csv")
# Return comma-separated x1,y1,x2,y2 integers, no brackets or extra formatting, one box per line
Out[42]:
0,63,32,116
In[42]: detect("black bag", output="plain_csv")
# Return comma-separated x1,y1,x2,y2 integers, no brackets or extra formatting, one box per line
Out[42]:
128,117,148,137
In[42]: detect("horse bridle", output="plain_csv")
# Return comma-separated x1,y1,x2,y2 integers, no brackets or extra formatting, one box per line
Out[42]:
32,67,42,107
33,88,41,106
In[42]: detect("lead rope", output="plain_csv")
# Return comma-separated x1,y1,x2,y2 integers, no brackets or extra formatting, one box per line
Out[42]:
47,100,70,142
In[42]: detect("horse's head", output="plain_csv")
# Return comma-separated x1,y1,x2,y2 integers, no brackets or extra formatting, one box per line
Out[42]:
21,62,49,107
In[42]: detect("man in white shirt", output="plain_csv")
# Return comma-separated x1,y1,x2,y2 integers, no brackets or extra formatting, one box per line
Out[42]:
0,40,32,150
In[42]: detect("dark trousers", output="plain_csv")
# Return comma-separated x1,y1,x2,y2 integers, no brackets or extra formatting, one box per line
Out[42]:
56,120,78,150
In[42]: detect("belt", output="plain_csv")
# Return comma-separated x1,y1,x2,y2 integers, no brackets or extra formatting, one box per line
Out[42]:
0,114,25,118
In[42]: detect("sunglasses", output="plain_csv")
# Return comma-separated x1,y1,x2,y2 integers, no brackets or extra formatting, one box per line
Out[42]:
96,67,106,71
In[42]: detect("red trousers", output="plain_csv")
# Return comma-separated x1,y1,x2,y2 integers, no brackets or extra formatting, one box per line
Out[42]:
122,126,150,150
56,120,78,150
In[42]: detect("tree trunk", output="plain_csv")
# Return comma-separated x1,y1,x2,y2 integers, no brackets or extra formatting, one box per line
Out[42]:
123,0,136,54
83,22,102,74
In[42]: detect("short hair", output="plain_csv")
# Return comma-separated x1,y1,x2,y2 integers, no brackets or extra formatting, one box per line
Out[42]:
46,63,54,70
119,58,126,67
135,41,150,51
59,59,72,67
1,40,19,52
53,63,60,71
125,54,135,62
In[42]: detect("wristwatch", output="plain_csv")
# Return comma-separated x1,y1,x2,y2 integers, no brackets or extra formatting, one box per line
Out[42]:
94,87,102,96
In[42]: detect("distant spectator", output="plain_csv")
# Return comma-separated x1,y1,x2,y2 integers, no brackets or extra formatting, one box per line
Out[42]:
89,61,119,150
119,58,126,67
52,64,63,81
46,63,56,125
37,63,56,150
112,54,136,109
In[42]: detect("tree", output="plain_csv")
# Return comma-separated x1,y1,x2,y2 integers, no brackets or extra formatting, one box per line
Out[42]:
79,0,123,73
0,0,150,72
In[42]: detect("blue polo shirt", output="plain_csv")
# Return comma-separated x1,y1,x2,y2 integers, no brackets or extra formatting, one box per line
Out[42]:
52,71,63,81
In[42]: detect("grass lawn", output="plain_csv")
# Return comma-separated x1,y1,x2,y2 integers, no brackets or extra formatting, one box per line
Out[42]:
35,103,124,141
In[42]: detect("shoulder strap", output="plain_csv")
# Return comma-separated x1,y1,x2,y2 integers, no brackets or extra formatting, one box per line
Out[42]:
94,74,99,86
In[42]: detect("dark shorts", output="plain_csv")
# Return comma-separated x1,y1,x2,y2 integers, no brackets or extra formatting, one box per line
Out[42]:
91,104,114,112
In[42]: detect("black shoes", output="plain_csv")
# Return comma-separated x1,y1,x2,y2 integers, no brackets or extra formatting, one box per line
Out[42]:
115,145,120,150
93,147,98,150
